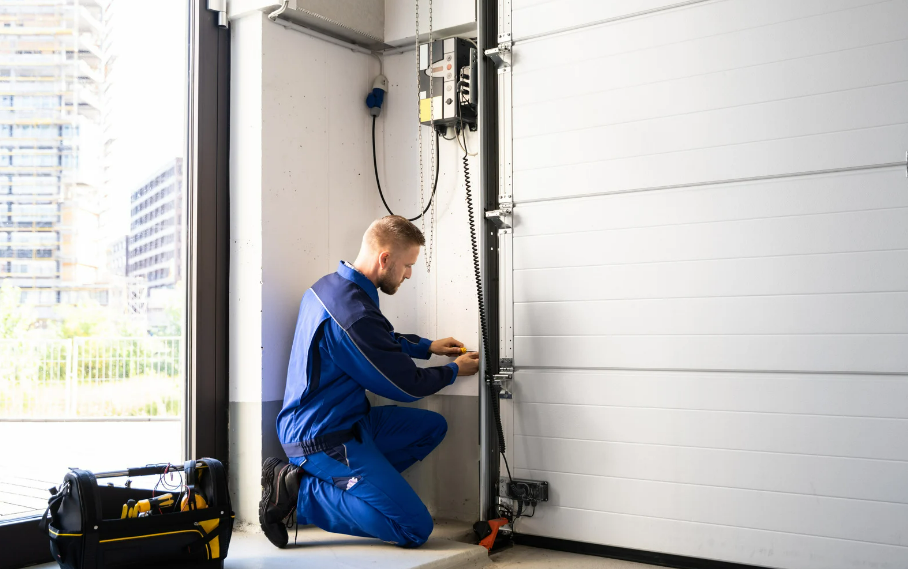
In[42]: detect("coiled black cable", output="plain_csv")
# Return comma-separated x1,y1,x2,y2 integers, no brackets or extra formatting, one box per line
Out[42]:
461,129,509,469
372,116,439,222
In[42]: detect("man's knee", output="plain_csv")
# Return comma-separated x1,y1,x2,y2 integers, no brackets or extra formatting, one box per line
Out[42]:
398,507,434,548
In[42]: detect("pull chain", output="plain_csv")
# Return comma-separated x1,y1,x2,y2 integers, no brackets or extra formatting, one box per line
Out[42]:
426,0,435,273
416,0,435,272
415,0,427,268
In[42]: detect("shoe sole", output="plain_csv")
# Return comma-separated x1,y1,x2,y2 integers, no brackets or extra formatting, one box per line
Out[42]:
259,457,288,548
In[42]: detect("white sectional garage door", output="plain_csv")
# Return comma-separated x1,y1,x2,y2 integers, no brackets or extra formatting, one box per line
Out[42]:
503,1,908,567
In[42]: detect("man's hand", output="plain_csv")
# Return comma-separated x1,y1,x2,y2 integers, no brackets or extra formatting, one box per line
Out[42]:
453,352,480,376
430,337,465,357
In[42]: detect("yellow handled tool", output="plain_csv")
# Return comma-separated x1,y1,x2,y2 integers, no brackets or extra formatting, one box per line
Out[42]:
121,493,174,518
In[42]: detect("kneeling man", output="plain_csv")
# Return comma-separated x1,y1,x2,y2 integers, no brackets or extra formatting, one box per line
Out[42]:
260,215,480,549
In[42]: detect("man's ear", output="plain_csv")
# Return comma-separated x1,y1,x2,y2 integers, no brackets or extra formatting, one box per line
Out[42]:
378,251,391,269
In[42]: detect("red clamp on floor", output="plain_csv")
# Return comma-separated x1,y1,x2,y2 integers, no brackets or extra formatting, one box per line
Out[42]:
474,517,510,551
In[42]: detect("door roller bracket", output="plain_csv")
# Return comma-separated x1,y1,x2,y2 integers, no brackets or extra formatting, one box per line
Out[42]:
484,41,512,69
485,202,513,229
493,360,513,399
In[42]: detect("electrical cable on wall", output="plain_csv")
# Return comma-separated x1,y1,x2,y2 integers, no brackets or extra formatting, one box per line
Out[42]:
460,128,510,481
371,116,440,222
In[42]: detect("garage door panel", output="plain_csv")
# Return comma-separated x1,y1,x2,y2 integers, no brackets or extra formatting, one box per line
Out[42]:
515,507,908,569
513,470,908,547
514,124,907,202
515,334,908,373
513,370,908,418
514,403,908,460
513,436,908,503
516,41,908,140
513,168,908,238
515,293,908,336
503,0,908,564
514,82,908,174
513,208,908,270
515,251,908,303
513,0,692,40
513,0,903,100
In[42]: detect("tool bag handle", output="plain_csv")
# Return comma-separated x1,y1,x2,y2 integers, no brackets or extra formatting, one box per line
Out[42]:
37,482,67,533
94,462,196,479
183,458,233,558
198,458,230,509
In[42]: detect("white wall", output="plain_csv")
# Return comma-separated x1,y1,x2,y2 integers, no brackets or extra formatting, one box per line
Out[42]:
228,12,265,529
259,16,381,405
228,11,380,526
385,0,476,45
376,49,481,396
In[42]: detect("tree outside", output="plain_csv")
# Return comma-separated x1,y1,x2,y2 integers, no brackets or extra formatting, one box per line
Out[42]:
0,281,37,340
0,281,184,419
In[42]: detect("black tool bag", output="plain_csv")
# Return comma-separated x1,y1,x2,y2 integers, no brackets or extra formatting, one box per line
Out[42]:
39,458,235,569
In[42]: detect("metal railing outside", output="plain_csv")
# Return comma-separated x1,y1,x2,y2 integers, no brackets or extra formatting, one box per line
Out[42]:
0,337,182,419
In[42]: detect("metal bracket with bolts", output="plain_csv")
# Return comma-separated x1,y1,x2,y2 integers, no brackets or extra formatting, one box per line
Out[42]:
493,359,513,399
484,41,512,69
485,201,513,229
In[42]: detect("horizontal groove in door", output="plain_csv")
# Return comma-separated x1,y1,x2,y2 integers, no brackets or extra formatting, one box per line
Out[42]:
513,435,908,503
513,125,908,202
514,84,908,173
515,43,908,139
513,208,908,270
514,334,908,374
512,469,908,546
514,506,908,569
512,0,899,79
513,250,908,303
514,403,908,460
514,293,908,336
512,369,908,418
512,0,713,42
513,167,908,236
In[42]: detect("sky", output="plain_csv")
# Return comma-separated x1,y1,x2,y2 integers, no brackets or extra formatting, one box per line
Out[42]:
102,0,189,238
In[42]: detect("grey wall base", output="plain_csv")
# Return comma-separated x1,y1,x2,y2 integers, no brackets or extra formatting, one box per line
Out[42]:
261,399,286,461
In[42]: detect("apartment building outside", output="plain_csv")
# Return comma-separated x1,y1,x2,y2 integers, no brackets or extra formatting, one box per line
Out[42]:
127,157,183,291
0,0,111,313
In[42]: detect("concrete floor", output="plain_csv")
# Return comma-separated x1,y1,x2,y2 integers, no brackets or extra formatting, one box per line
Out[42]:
223,522,657,569
223,527,489,569
31,520,657,569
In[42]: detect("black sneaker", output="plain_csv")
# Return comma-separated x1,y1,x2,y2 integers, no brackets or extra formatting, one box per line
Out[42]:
259,457,302,548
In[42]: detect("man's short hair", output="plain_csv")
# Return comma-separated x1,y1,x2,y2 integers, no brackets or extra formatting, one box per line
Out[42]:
367,215,426,250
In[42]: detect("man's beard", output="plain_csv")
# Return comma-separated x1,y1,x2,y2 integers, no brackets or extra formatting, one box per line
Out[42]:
377,267,401,295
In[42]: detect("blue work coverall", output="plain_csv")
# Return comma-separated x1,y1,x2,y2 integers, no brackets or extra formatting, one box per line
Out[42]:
276,261,459,547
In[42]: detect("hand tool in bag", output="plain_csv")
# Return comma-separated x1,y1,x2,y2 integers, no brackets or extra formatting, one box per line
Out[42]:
120,493,174,518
